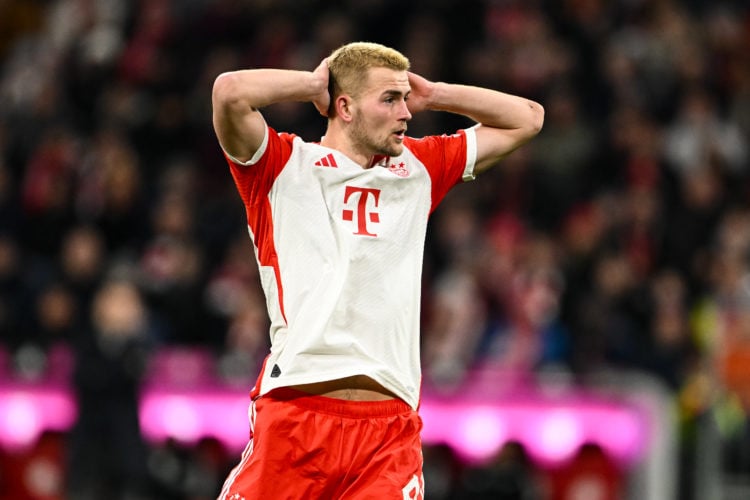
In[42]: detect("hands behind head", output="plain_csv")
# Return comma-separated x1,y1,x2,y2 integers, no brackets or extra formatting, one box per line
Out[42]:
312,59,331,117
405,71,434,114
311,59,434,118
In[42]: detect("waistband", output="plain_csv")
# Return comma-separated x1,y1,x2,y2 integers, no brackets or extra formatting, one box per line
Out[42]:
263,387,413,418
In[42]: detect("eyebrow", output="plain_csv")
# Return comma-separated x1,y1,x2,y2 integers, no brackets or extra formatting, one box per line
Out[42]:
382,89,411,98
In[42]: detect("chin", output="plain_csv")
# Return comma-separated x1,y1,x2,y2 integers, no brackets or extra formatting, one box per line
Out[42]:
385,144,403,157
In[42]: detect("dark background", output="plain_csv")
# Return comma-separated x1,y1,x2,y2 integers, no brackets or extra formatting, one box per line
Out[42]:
1,0,749,498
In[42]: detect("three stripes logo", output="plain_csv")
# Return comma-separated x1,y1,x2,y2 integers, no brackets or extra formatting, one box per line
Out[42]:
314,153,338,168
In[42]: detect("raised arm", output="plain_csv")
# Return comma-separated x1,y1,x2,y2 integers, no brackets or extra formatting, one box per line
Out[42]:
407,72,544,174
211,60,331,163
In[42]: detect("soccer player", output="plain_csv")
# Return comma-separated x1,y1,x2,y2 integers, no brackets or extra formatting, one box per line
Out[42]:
212,42,544,499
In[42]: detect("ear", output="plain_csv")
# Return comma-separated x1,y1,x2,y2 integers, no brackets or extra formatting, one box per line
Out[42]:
335,96,354,122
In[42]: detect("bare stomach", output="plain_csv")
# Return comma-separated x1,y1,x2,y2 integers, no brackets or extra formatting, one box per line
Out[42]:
289,375,397,401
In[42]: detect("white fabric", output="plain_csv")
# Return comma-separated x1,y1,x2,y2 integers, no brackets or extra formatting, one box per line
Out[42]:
233,127,476,409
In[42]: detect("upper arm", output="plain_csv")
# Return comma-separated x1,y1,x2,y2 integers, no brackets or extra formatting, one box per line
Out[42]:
212,73,268,163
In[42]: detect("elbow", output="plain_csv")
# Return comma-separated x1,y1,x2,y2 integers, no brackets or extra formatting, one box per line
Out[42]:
528,100,545,136
212,71,258,113
212,72,240,108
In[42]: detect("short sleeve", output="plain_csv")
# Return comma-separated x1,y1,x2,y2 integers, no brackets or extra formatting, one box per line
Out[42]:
404,127,477,212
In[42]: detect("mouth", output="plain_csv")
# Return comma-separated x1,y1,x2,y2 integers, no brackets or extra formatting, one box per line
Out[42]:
393,128,406,140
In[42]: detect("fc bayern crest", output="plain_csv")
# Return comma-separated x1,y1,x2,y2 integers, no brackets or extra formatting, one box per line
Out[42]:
388,162,409,177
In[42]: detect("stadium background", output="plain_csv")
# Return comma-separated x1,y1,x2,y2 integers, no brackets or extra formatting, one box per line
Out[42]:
1,0,749,498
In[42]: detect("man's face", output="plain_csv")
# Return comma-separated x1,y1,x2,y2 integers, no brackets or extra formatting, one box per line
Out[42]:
348,67,412,158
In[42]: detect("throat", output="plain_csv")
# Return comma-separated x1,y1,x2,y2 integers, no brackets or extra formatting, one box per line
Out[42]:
368,154,390,168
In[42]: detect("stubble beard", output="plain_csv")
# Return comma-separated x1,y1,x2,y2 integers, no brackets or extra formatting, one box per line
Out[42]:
350,113,403,158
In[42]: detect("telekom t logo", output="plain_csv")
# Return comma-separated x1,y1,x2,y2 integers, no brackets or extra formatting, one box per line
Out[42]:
342,186,381,236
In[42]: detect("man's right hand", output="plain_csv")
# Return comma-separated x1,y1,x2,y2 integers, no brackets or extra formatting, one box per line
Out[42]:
311,59,331,118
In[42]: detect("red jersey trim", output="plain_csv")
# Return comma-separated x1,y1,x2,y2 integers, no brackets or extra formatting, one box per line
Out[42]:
403,130,470,213
225,126,295,324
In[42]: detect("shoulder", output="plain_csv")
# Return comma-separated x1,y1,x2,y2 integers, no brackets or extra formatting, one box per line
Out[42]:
225,126,302,168
404,128,472,152
403,128,474,165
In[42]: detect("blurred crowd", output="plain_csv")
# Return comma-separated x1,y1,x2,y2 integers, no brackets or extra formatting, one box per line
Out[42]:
1,0,750,498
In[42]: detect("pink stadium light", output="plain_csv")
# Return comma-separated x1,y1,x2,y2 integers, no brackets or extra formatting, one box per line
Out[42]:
1,394,39,447
0,367,649,469
139,389,250,450
0,388,77,452
525,408,585,465
418,398,647,466
456,406,509,461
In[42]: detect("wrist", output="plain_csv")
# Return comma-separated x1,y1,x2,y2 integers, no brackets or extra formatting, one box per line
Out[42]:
307,70,329,101
425,81,448,111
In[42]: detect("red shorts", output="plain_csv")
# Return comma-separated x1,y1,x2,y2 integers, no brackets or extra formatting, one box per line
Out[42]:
218,388,424,500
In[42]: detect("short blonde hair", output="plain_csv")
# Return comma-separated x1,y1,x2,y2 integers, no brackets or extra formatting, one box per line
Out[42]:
327,42,410,101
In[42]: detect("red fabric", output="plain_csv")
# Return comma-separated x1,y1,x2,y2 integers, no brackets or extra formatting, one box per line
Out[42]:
403,131,468,214
219,388,424,499
226,128,294,325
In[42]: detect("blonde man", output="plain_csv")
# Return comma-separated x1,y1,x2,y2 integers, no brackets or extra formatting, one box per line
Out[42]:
212,42,544,499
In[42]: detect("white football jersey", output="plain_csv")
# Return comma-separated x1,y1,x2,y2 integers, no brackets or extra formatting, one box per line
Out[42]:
225,125,477,409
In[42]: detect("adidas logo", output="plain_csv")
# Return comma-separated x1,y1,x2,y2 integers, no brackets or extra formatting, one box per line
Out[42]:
314,153,338,168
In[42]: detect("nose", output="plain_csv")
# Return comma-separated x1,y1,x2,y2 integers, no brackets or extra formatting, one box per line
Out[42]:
400,100,412,121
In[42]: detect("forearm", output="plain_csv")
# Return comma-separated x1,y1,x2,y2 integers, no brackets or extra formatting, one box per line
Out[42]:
212,67,328,162
427,82,544,133
213,68,327,110
416,81,543,173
